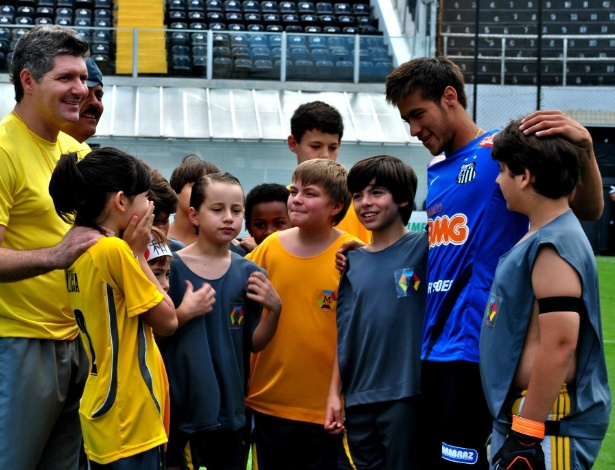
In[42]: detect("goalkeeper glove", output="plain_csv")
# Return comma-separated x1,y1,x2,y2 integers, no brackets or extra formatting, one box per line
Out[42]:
493,416,546,470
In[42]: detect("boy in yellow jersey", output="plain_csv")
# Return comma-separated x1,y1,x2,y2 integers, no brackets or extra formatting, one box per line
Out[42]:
288,100,371,243
246,159,359,469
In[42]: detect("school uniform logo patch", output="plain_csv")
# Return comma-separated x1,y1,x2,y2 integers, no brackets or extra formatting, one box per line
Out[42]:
318,290,337,310
456,161,476,184
485,293,501,328
394,268,421,298
229,305,244,328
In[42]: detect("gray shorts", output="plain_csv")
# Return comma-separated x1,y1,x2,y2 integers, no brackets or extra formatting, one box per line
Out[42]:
0,336,88,470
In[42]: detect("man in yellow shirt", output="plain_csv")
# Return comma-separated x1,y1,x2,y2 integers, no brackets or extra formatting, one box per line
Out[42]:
0,25,101,469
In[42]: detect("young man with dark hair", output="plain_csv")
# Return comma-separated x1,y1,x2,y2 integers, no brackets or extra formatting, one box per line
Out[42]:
481,118,610,469
384,56,604,468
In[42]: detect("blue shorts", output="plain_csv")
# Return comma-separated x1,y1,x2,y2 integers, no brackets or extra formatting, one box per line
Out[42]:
0,337,87,470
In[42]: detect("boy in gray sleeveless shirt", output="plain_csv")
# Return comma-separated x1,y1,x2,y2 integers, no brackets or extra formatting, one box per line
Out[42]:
480,117,611,470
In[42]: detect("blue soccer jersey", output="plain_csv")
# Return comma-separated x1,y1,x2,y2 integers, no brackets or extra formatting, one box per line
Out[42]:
422,131,528,363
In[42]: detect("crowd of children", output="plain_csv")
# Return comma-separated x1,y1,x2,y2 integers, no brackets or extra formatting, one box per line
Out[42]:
39,94,609,470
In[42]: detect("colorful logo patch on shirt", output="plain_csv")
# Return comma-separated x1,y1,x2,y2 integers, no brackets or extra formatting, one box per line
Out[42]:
394,268,421,298
485,293,501,328
456,161,476,184
229,305,244,328
442,443,479,464
318,290,337,310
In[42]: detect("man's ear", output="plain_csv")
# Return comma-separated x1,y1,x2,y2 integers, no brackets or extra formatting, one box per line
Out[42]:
399,201,410,208
20,69,36,96
442,86,458,107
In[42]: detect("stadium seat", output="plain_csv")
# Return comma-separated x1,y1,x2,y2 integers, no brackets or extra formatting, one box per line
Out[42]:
207,11,224,22
92,30,111,45
171,31,191,46
189,0,206,10
212,57,233,78
342,26,358,34
316,2,333,14
307,35,327,49
17,6,35,19
359,25,378,34
247,23,264,31
193,53,208,77
253,58,273,78
369,47,388,61
289,45,309,60
244,12,261,23
192,32,208,46
337,15,355,26
248,33,268,48
333,3,350,15
250,46,271,60
92,42,111,55
289,58,313,80
92,53,109,73
298,2,315,13
95,0,112,7
261,1,278,13
315,59,334,80
330,46,350,62
233,58,252,78
94,8,111,21
311,48,331,63
206,0,224,11
242,1,260,13
352,3,369,15
213,32,230,47
15,16,34,26
189,10,207,21
300,14,318,28
319,14,336,27
36,7,55,20
58,0,77,7
75,0,94,7
232,45,250,60
224,0,242,12
225,11,243,23
328,35,347,48
213,45,231,58
322,25,340,33
304,25,321,32
172,54,192,75
279,1,296,13
169,10,187,21
36,17,54,25
282,13,300,26
266,24,283,31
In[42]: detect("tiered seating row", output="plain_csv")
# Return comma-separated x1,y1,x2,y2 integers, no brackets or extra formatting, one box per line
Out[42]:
440,0,615,85
169,30,393,82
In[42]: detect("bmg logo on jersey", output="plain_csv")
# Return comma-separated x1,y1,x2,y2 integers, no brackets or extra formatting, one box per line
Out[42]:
428,213,469,247
229,305,244,328
318,290,337,310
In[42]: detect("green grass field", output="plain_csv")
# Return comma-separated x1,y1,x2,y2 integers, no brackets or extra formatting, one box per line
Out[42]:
594,256,615,469
205,256,615,470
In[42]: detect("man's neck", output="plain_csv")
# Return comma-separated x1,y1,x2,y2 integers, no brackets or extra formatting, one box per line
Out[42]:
13,104,60,143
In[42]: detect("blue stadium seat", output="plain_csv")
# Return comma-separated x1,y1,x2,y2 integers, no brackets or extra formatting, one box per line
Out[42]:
304,25,321,33
279,1,296,13
307,35,327,49
289,58,313,80
224,0,242,12
286,24,302,32
36,7,54,20
36,17,53,25
233,57,252,78
310,48,331,62
260,1,278,13
229,23,246,30
192,32,208,46
213,56,232,77
330,46,350,62
266,24,283,32
289,46,309,60
250,46,271,60
249,33,268,47
315,59,334,79
247,23,265,31
322,25,340,33
316,2,333,14
333,3,350,15
189,0,206,10
298,2,315,14
287,34,306,48
352,3,369,15
253,58,274,78
206,0,223,11
242,0,260,12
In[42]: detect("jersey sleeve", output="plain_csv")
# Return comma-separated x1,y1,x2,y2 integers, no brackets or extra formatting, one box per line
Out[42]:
95,238,164,318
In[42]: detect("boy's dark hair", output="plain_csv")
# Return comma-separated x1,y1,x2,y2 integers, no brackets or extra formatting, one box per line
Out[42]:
290,101,344,142
244,183,290,229
347,155,418,225
140,161,179,223
385,57,468,110
49,147,151,232
169,154,220,193
292,159,350,226
11,25,90,103
190,172,244,235
492,118,583,199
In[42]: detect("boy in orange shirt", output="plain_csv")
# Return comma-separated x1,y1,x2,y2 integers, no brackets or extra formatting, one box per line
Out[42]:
246,159,358,469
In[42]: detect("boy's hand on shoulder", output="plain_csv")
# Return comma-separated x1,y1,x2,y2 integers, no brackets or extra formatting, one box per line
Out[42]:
247,271,281,315
335,240,365,274
177,280,216,321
